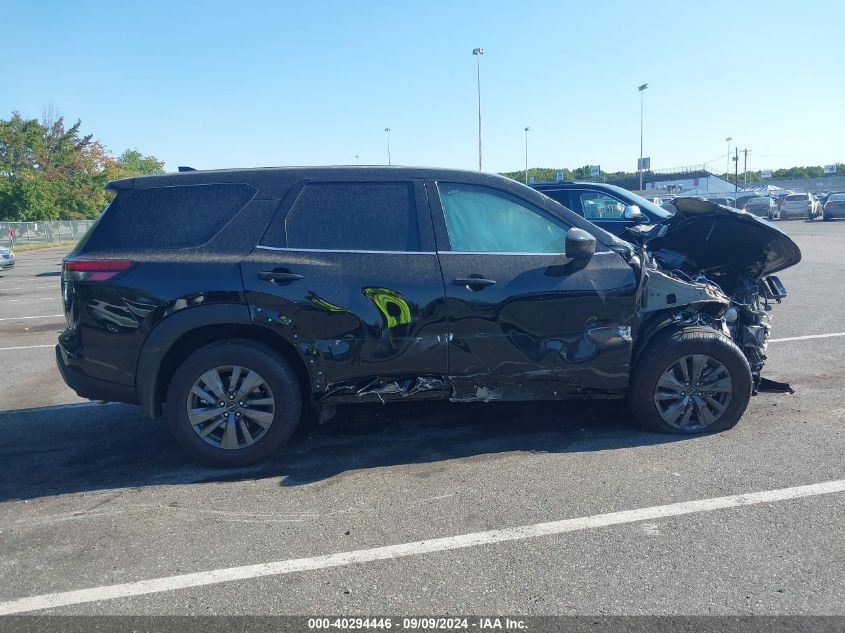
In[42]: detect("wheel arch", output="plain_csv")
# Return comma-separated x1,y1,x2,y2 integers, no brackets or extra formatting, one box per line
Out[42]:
136,305,312,418
632,307,726,371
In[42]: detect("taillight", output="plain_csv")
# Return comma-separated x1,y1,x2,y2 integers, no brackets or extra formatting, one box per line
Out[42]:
63,259,133,281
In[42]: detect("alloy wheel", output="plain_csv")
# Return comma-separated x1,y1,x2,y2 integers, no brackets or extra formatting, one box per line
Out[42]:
186,365,276,450
653,354,733,431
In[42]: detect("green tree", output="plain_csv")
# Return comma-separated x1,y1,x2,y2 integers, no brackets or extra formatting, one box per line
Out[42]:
116,149,165,175
0,111,164,220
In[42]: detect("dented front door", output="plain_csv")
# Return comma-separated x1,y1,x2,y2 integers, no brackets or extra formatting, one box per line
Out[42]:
430,180,638,401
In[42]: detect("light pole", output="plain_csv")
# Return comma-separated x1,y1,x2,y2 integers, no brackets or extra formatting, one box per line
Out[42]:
384,128,391,166
638,83,648,190
524,126,530,184
355,154,359,166
473,48,484,171
725,137,732,179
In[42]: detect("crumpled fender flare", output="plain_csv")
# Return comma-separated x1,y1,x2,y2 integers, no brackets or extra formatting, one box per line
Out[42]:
136,304,252,418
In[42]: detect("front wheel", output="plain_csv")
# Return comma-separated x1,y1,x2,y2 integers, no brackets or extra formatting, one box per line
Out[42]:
166,339,302,466
629,326,752,434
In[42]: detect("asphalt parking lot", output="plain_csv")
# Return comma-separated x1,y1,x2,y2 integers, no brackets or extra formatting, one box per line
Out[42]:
0,222,844,616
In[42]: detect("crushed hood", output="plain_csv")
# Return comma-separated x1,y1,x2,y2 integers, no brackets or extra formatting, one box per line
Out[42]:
637,197,802,279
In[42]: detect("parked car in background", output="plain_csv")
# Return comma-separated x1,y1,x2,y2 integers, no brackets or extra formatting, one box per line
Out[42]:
733,194,757,211
744,196,778,219
56,166,800,466
0,246,15,269
774,191,793,214
823,193,845,220
780,193,821,220
530,181,674,236
708,197,736,208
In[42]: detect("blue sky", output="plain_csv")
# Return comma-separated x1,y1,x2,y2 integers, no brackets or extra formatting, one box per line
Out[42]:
3,0,842,174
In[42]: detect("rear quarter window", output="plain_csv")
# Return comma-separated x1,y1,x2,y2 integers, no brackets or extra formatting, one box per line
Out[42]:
282,182,419,252
83,184,256,251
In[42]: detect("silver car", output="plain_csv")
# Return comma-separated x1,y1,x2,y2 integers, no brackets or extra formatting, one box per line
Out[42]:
780,193,821,220
823,193,845,221
744,196,777,219
0,246,15,269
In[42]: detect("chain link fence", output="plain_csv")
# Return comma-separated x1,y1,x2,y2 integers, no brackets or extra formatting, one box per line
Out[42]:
0,220,96,248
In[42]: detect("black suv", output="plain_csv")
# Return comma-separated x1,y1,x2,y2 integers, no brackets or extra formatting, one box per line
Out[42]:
57,167,800,466
530,181,673,236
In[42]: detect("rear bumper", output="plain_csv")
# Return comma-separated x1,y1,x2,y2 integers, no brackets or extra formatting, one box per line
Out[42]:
55,344,138,405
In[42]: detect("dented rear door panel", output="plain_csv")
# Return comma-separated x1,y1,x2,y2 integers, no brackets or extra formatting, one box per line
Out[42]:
241,179,450,403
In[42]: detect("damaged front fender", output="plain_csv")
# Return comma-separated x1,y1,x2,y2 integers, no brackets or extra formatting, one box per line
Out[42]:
638,267,729,314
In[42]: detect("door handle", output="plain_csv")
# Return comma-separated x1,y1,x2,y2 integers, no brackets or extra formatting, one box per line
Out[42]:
453,276,496,290
257,271,304,283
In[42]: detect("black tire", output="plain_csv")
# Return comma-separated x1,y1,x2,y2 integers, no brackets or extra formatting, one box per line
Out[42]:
629,326,752,434
166,339,302,467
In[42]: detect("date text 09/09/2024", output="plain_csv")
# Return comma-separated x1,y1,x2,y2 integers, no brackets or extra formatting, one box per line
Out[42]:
307,617,527,630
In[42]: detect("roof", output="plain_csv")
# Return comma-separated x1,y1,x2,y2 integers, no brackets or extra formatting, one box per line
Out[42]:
106,165,501,191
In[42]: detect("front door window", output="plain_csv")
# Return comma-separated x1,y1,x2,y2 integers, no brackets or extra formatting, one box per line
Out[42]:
437,183,569,253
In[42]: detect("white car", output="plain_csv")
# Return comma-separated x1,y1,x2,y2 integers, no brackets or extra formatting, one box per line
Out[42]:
0,246,15,270
779,193,821,220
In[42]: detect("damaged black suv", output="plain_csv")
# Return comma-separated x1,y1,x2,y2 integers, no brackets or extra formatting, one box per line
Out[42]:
56,167,801,466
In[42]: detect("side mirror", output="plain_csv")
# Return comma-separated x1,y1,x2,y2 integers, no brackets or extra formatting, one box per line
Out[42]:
565,228,596,261
623,205,647,222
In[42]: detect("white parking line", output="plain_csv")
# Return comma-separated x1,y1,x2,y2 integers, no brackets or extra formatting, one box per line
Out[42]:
0,314,63,322
2,297,59,303
0,344,55,352
0,286,59,291
1,479,842,615
769,332,845,343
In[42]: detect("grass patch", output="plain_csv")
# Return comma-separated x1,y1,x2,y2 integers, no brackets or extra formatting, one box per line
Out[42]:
9,241,77,252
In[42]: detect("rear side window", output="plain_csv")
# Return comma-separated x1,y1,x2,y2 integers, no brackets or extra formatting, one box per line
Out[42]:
84,184,255,251
284,182,419,251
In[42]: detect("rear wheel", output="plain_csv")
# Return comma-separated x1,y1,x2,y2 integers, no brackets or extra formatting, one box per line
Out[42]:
629,326,752,434
166,339,302,466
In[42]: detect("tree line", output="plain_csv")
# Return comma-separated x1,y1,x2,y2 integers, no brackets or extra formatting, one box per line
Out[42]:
501,164,843,185
0,110,164,221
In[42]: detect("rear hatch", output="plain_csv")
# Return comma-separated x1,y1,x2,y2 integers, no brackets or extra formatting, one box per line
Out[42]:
59,180,258,384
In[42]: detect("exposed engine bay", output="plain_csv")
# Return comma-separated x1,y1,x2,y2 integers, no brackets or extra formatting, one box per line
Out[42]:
628,196,802,393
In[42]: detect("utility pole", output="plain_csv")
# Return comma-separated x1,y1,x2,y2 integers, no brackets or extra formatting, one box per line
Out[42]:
473,48,485,171
524,126,529,184
742,148,751,187
734,148,739,194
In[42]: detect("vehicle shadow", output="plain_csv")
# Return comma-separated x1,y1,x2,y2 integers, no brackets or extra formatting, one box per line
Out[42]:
0,400,695,502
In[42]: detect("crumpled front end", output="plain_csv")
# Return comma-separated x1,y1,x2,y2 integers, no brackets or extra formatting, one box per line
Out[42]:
629,197,801,393
636,250,790,393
